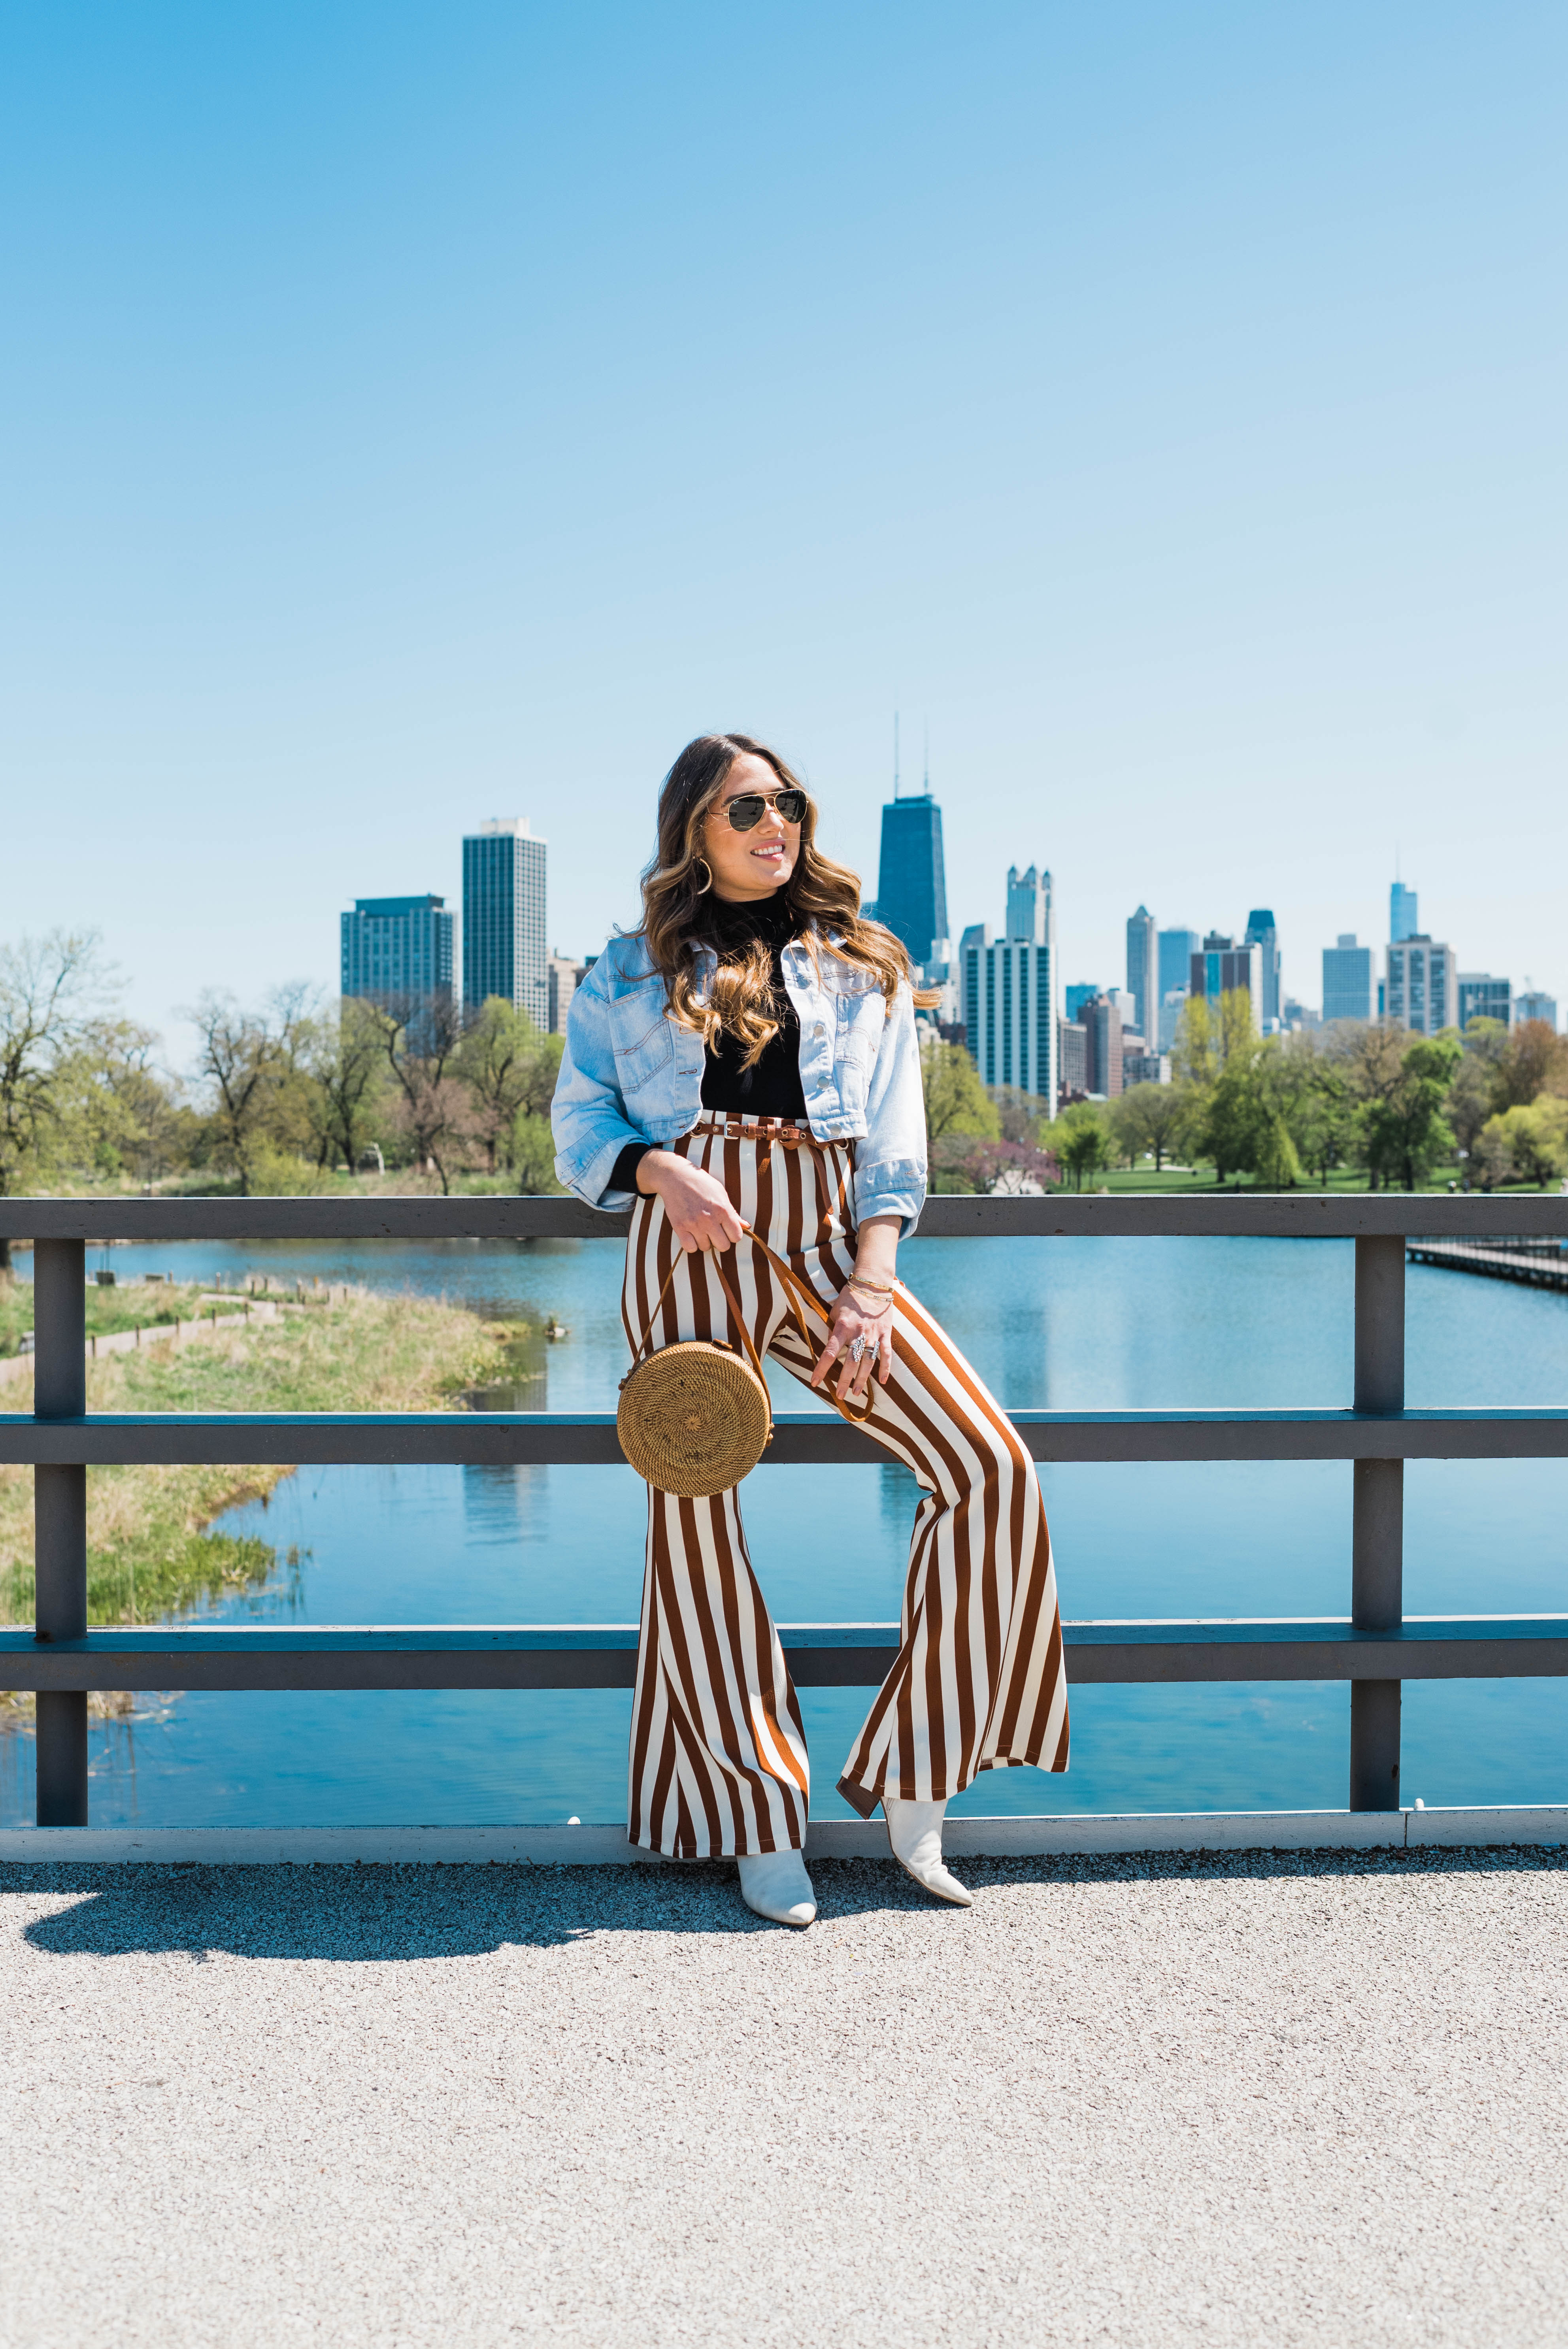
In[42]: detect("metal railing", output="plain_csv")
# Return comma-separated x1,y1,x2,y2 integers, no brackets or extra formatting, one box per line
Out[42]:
3,1190,1567,1828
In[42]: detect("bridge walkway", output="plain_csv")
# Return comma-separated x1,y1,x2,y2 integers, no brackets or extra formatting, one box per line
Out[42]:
2,1847,1562,2348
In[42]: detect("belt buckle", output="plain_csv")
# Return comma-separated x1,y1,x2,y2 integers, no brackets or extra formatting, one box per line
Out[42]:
725,1117,743,1139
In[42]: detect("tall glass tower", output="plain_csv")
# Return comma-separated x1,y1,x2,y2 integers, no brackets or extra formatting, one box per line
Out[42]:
340,895,454,1013
462,820,548,1028
1244,909,1281,1027
1390,882,1419,943
1125,905,1158,1040
874,794,948,967
960,864,1059,1117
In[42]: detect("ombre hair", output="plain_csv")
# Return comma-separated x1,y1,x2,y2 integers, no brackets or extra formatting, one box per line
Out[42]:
636,733,917,1069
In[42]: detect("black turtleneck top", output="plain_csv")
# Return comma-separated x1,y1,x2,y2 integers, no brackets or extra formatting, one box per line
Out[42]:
611,891,807,1193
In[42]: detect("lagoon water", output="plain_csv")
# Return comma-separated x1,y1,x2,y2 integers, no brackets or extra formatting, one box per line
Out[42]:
4,1231,1568,1828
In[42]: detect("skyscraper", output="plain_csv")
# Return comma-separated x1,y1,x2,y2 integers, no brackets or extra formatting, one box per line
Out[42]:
1159,927,1199,998
1391,882,1419,943
1386,935,1457,1035
340,895,454,1018
960,863,1059,1114
1191,935,1263,1014
874,794,948,968
462,820,548,1028
1515,989,1559,1030
1126,906,1158,1042
1457,974,1511,1031
547,951,587,1036
1076,994,1124,1098
1322,935,1372,1025
1244,909,1281,1027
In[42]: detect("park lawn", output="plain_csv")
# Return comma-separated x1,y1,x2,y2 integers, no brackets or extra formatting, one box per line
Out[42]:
0,1288,513,1631
1088,1159,1488,1194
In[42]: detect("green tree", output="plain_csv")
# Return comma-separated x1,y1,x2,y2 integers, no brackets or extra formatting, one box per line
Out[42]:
921,1039,1001,1141
1326,1023,1414,1190
55,1017,193,1187
1277,1032,1356,1186
1358,1035,1462,1191
0,931,106,1272
1198,1055,1270,1184
311,998,391,1174
457,998,564,1174
1108,1081,1188,1174
185,990,289,1195
510,1110,565,1194
1252,1112,1304,1189
1447,1018,1510,1158
255,983,328,1167
370,994,469,1195
1042,1102,1112,1190
1171,989,1256,1088
1477,1098,1568,1189
1494,1019,1568,1112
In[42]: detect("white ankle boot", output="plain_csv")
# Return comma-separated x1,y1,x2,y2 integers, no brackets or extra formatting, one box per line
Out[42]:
885,1797,973,1907
737,1847,817,1928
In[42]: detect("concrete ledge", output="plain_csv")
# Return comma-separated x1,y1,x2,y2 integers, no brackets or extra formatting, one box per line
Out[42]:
1408,1804,1568,1847
0,1807,1560,1866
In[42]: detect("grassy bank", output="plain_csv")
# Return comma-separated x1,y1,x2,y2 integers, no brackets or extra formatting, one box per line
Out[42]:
0,1289,515,1634
0,1278,235,1360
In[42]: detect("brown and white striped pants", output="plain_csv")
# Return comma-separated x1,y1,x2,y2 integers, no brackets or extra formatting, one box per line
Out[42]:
620,1124,1068,1859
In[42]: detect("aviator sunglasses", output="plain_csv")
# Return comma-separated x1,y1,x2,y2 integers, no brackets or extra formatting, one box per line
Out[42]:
720,786,807,831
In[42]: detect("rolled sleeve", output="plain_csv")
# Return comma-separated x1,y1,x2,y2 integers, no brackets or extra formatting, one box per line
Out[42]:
551,964,651,1211
854,980,927,1237
853,1155,926,1239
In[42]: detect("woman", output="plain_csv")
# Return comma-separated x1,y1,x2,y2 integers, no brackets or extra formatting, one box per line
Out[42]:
552,734,1067,1928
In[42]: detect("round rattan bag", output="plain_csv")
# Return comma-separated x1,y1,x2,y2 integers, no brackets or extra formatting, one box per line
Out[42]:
617,1334,772,1499
617,1229,872,1498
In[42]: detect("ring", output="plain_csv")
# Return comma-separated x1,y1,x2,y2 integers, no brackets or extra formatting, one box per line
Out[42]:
850,1337,866,1364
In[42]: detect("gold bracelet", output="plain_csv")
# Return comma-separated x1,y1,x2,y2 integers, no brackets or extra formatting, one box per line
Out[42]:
847,1275,895,1297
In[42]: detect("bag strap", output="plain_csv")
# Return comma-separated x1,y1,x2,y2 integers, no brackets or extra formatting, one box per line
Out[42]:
625,1248,772,1397
625,1227,880,1427
741,1225,878,1426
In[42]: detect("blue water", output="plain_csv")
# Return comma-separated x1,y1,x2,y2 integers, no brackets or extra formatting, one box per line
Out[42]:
4,1233,1567,1826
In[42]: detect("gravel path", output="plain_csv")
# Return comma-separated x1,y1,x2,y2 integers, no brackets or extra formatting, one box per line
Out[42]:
1,1849,1563,2348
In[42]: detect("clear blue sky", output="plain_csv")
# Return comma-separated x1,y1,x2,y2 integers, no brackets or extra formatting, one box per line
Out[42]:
3,1,1564,1057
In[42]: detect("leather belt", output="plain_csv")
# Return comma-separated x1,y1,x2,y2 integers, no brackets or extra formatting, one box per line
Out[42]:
691,1113,813,1147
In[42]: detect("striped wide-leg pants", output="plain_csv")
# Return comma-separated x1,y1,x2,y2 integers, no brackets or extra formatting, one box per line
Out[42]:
620,1125,1068,1859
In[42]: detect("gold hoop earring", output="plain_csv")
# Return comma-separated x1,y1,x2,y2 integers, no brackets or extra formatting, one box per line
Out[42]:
694,857,713,895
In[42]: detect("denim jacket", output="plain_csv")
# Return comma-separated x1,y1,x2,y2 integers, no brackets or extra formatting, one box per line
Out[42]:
551,929,928,1235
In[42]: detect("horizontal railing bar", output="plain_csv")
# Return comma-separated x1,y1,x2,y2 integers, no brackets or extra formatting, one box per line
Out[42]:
4,1194,1568,1242
6,1406,1568,1466
6,1617,1568,1690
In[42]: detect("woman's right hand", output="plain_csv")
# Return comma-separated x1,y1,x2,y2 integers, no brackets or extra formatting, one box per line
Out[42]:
637,1150,746,1254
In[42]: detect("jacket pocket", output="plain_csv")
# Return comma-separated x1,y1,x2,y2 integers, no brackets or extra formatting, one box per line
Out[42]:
610,983,675,1095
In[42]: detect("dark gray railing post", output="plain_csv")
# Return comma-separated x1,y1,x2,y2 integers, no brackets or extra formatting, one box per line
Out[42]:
33,1237,88,1825
1350,1233,1404,1811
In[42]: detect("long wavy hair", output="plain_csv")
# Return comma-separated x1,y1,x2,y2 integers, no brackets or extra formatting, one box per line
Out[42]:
637,733,920,1069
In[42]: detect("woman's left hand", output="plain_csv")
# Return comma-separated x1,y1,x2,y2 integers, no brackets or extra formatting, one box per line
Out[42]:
811,1284,895,1405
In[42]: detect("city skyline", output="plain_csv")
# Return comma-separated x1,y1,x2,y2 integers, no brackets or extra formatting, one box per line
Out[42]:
313,801,1559,1062
307,787,1559,1068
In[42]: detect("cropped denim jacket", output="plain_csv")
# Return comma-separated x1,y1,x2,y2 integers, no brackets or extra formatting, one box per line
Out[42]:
551,929,928,1235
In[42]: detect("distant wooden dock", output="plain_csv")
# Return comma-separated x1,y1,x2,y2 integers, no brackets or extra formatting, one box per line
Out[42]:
1408,1235,1568,1291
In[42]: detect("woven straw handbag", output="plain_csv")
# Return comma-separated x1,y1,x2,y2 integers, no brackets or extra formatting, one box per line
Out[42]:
617,1226,875,1498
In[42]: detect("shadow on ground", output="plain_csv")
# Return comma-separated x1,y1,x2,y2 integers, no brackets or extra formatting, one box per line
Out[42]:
5,1848,1559,1964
